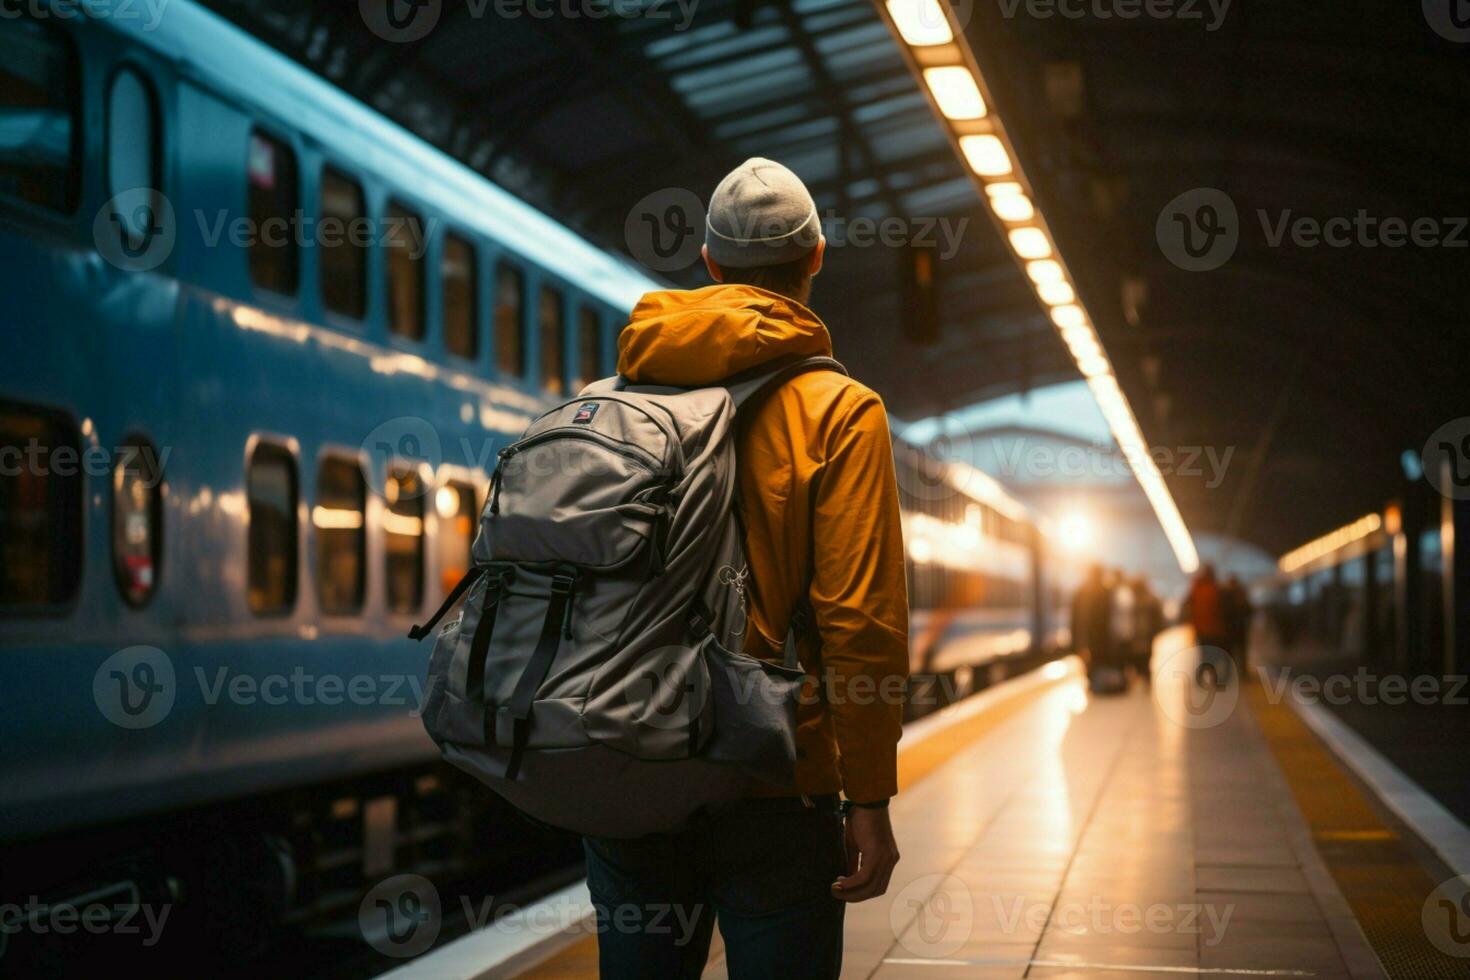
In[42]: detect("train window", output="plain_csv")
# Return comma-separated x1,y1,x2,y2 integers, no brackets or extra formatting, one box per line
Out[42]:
435,480,476,599
540,286,565,395
572,307,604,392
495,263,525,378
104,68,167,263
112,440,164,608
320,167,367,319
0,404,82,611
0,17,79,212
247,131,300,296
384,467,424,614
247,443,298,615
442,233,478,360
386,202,426,341
315,457,366,615
107,70,158,196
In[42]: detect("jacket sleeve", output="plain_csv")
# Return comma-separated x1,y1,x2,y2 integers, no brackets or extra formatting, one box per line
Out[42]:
809,388,910,803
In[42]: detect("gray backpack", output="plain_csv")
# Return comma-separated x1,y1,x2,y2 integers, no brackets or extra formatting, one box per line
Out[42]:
410,356,845,838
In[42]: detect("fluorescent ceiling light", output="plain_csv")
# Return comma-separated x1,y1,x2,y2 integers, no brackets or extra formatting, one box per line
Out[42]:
886,0,954,45
1037,280,1074,305
960,135,1011,176
987,189,1033,222
890,2,1201,574
1050,304,1086,329
923,66,987,120
1026,259,1063,284
1008,227,1051,259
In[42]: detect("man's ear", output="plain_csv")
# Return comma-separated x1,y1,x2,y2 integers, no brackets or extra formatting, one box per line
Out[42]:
807,237,827,278
702,245,725,283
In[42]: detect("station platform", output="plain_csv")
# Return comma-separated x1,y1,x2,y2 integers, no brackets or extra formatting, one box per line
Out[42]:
393,630,1469,979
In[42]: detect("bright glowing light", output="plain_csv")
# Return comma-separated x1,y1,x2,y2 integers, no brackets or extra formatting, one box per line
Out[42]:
1050,304,1086,329
1384,503,1402,536
960,135,1012,176
435,485,461,520
1026,259,1064,284
382,512,423,537
988,190,1033,222
909,537,934,564
894,8,1201,576
1042,659,1070,681
886,0,954,45
1279,513,1383,573
924,66,987,120
1058,511,1093,552
1007,227,1051,259
312,506,363,530
1066,334,1101,361
1037,280,1074,305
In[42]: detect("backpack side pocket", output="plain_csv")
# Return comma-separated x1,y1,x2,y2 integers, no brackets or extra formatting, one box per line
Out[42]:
700,637,804,784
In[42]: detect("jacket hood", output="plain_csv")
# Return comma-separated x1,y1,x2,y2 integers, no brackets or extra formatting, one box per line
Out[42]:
616,284,832,386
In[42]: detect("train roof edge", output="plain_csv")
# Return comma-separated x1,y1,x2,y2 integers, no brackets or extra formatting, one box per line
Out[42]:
74,0,662,311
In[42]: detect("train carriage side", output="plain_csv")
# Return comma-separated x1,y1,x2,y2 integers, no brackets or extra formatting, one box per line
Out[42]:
0,0,1079,940
0,3,639,868
892,439,1067,716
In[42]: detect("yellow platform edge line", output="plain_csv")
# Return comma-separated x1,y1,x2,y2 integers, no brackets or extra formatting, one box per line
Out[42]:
1248,680,1467,978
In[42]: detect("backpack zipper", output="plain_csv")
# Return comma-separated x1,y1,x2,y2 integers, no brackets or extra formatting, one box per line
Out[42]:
489,428,663,518
526,394,685,474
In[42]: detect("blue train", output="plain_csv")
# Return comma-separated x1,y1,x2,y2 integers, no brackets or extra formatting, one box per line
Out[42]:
0,0,1069,949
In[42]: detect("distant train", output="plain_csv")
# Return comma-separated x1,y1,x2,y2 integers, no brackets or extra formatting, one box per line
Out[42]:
0,0,1073,953
1267,484,1458,675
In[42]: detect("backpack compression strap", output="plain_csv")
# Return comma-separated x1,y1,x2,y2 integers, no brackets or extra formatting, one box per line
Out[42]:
408,565,485,640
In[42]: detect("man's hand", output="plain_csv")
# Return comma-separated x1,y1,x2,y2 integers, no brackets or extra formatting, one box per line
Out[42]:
831,805,899,902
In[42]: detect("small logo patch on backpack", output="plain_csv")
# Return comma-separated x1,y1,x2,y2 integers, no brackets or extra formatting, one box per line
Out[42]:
572,403,599,424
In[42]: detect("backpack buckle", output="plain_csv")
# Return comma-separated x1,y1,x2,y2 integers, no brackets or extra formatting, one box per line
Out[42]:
550,566,580,595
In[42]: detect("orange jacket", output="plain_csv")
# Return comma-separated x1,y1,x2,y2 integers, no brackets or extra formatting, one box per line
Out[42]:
618,284,910,802
1187,578,1225,641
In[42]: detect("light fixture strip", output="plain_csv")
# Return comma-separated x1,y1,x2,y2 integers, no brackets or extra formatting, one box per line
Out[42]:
876,0,1199,574
1278,513,1383,574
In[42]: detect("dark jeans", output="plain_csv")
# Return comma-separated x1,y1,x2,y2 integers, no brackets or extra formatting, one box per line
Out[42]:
582,794,847,980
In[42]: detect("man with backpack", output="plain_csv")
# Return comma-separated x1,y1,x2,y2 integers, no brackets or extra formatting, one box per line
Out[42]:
582,158,910,978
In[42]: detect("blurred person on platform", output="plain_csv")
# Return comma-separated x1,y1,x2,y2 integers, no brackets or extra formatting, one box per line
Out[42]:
1129,574,1164,677
1222,574,1253,678
1071,563,1114,670
1110,569,1136,663
1182,564,1231,685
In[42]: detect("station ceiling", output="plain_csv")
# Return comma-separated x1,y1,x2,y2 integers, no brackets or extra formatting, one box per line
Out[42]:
202,0,1470,555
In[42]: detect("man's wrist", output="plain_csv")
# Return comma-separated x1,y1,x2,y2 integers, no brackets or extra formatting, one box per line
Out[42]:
841,797,890,812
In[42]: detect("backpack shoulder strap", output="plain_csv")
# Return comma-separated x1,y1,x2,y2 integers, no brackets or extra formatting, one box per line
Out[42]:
723,357,842,669
724,355,848,416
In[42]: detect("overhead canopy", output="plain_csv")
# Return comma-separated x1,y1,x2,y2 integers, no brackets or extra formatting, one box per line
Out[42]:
202,0,1469,554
